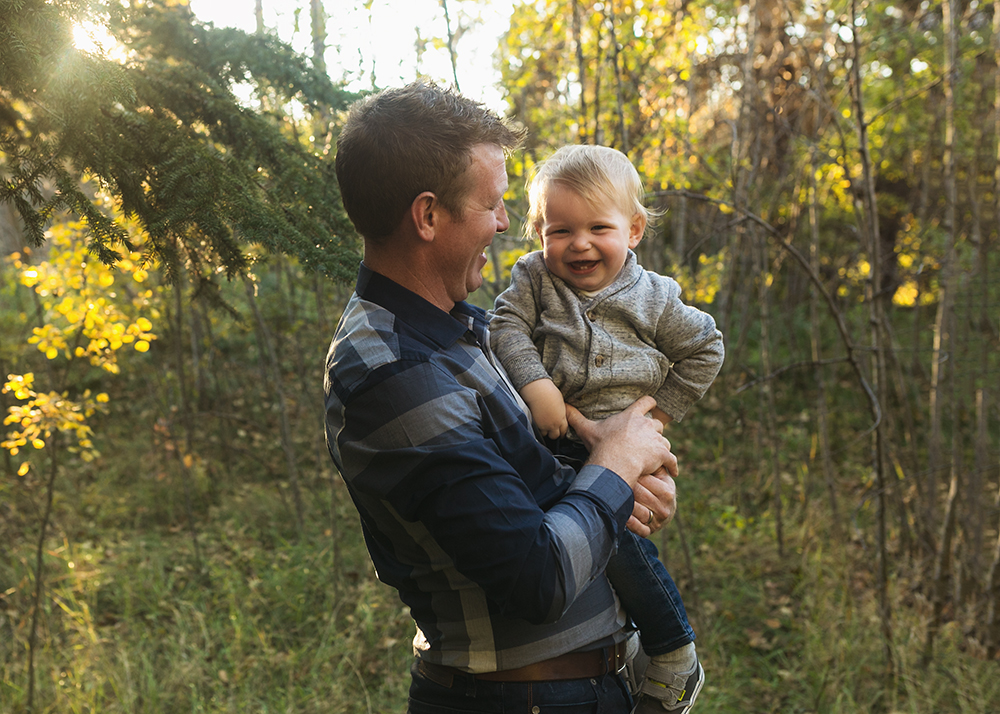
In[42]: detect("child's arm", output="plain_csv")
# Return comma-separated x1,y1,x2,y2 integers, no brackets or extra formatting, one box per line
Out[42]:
651,277,725,422
519,378,569,439
491,254,559,396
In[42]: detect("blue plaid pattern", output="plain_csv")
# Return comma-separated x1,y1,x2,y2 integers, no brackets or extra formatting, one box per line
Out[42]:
325,264,634,672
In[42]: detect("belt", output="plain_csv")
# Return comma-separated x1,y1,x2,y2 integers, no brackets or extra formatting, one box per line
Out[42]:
416,640,627,687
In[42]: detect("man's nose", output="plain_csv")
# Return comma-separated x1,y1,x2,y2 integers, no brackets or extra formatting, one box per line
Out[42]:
495,201,510,233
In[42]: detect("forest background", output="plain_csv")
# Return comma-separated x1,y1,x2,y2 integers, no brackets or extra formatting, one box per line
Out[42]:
2,0,999,712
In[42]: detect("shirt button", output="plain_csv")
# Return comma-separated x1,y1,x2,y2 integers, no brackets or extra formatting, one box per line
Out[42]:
595,355,605,367
532,707,540,714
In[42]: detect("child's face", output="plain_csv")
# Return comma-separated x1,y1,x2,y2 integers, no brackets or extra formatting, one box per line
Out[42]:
538,183,645,293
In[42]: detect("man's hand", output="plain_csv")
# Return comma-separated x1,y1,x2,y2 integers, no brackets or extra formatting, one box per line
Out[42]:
567,397,677,489
521,378,569,439
627,467,676,537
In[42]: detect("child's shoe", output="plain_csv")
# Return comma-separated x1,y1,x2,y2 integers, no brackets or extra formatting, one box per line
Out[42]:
631,658,704,713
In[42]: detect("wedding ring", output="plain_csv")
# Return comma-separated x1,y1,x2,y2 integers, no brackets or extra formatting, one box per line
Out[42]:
645,507,655,526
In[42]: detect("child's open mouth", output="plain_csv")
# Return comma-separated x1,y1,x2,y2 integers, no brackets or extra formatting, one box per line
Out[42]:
569,260,599,273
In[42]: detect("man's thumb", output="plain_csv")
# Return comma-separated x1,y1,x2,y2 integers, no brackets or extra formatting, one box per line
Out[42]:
565,405,596,449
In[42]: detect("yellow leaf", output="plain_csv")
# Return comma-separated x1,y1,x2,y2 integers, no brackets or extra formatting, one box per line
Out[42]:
32,439,45,449
135,340,150,353
183,454,194,468
18,462,30,476
96,393,109,403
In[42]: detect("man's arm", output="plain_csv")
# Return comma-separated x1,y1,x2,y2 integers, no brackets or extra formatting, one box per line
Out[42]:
334,358,636,625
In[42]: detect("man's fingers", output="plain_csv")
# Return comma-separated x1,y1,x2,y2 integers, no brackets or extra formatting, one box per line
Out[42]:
622,395,658,418
565,404,596,449
636,469,677,528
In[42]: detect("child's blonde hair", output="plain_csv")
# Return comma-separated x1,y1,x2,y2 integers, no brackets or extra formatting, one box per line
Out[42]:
525,144,657,239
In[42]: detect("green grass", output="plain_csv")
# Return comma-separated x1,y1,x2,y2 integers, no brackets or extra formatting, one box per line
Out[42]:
5,460,998,713
1,473,414,714
2,326,997,713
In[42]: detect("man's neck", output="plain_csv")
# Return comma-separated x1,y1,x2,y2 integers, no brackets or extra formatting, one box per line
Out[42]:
363,251,455,314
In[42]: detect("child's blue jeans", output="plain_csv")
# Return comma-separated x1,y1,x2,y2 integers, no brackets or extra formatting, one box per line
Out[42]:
544,435,696,657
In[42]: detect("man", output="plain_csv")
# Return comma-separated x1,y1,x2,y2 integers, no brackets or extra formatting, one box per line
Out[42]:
325,81,679,713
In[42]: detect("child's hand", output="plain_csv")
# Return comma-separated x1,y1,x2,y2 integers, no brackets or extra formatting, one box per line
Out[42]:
649,407,672,431
520,379,569,439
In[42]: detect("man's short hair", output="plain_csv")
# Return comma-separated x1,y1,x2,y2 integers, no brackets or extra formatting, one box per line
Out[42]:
335,82,525,242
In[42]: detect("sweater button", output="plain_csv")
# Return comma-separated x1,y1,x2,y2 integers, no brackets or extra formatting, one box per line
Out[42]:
586,310,595,321
532,708,540,714
595,355,605,367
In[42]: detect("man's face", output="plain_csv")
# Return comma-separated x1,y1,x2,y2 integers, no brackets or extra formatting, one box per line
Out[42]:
432,143,510,308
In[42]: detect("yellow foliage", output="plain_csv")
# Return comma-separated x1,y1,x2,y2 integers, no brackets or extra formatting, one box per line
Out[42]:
671,249,727,305
892,281,919,307
4,205,162,474
2,374,107,471
9,217,160,373
482,243,538,288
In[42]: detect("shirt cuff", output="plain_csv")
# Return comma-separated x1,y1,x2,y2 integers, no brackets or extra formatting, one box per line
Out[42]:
569,463,634,524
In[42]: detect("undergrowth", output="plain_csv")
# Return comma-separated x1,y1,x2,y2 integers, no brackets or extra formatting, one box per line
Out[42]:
3,435,997,713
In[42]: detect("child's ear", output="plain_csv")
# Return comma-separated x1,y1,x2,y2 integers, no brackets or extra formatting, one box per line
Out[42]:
628,214,646,249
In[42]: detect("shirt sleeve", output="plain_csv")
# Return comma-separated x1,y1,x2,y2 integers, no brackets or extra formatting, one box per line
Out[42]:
336,357,634,625
490,256,554,391
649,276,726,421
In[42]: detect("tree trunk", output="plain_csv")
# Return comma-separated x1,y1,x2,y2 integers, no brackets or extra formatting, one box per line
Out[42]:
605,1,628,152
571,0,589,143
809,148,841,537
756,234,784,557
170,278,204,572
928,0,960,548
244,276,305,533
850,0,893,683
25,432,59,714
310,0,326,76
440,0,461,90
921,0,961,665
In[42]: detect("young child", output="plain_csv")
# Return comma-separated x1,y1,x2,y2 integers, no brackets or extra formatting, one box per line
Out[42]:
491,145,724,713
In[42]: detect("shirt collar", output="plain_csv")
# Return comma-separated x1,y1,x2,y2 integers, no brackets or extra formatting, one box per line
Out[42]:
355,262,487,348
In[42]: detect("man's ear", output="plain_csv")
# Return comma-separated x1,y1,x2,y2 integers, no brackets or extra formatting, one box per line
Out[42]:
628,214,646,249
410,191,439,243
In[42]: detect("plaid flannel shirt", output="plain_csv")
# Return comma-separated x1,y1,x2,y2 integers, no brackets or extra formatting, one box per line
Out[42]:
324,263,633,672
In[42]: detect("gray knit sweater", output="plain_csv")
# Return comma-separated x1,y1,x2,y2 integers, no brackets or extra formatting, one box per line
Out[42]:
490,250,724,424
